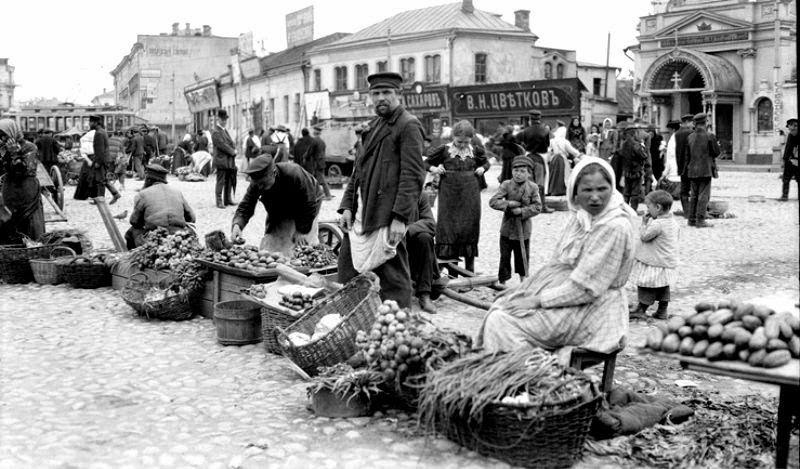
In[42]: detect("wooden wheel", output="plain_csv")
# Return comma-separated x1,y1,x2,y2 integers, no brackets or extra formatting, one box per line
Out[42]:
317,221,343,256
327,164,342,179
49,165,65,211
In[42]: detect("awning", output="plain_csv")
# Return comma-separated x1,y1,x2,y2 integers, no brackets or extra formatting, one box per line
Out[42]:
642,48,742,94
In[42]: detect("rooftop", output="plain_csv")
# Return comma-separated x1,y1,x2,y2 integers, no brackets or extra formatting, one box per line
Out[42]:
260,33,349,73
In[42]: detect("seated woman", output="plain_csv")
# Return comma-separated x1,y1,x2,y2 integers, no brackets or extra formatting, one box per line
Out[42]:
125,164,196,249
477,156,637,358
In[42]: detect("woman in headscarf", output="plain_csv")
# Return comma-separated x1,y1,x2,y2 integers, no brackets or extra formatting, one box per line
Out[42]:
598,118,618,162
0,119,45,245
567,117,587,153
477,156,637,358
425,120,490,274
547,123,582,196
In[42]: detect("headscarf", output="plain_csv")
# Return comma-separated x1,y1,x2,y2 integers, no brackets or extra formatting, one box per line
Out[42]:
0,119,23,141
566,156,637,234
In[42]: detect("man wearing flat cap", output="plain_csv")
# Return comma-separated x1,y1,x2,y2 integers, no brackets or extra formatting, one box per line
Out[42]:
680,113,719,228
231,154,322,255
673,113,695,215
126,164,195,249
780,118,798,201
338,71,426,308
211,109,238,209
311,124,333,200
515,109,552,213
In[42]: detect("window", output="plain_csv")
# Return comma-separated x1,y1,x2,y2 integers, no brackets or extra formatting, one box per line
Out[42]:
334,66,348,91
544,62,553,79
377,61,388,73
283,96,289,123
593,78,602,96
400,57,416,83
424,54,441,83
474,53,487,83
294,93,301,123
556,63,565,79
313,69,321,91
355,64,369,89
756,98,773,132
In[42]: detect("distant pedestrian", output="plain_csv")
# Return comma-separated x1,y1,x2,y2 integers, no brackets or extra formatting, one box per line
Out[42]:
657,120,682,200
129,129,145,180
780,118,798,201
312,125,333,200
598,118,618,162
617,122,649,212
515,110,551,212
293,128,317,170
585,124,600,158
244,129,260,170
211,110,238,208
629,190,679,320
489,155,542,286
680,113,719,228
195,129,209,153
34,129,61,168
143,126,157,164
567,117,586,153
673,114,695,215
108,130,128,191
649,127,664,180
547,122,581,196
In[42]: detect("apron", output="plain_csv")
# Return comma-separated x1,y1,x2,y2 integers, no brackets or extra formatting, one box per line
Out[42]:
259,217,320,257
436,169,481,259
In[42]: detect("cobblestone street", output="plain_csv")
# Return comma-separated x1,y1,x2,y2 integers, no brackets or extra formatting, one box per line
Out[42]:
1,166,798,468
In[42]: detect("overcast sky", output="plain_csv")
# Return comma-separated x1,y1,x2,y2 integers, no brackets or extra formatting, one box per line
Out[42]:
2,0,654,104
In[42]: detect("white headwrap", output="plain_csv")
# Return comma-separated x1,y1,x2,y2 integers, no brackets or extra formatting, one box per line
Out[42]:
566,156,638,233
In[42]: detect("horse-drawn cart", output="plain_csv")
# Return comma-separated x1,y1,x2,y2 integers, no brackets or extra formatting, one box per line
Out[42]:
35,162,67,223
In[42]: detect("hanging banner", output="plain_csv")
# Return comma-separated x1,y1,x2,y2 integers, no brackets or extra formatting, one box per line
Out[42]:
304,91,331,121
184,79,220,114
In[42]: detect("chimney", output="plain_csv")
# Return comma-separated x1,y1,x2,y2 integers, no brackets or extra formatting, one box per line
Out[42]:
514,10,530,32
172,22,179,35
185,23,191,35
203,25,212,37
461,0,474,14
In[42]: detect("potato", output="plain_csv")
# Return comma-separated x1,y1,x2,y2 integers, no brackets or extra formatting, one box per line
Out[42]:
721,326,743,343
725,321,743,330
707,323,725,341
777,312,799,334
667,316,686,333
752,305,774,321
764,317,781,340
767,338,788,351
738,349,750,362
788,336,800,358
646,328,665,350
678,326,693,338
708,309,734,326
661,334,681,353
692,340,710,357
694,301,716,313
692,325,709,340
722,343,738,360
734,329,753,348
705,342,725,361
778,321,794,341
717,298,736,310
749,327,768,351
679,337,696,356
734,303,754,321
748,349,767,367
762,350,791,368
741,315,762,331
687,312,710,327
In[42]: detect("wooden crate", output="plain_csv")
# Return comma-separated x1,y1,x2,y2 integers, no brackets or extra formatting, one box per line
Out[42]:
198,270,277,319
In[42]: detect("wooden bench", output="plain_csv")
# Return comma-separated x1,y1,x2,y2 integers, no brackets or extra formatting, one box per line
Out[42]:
570,348,620,393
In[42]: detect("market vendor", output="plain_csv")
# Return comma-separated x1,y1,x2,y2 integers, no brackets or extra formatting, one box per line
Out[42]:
0,119,45,245
407,194,443,314
125,164,196,249
231,154,322,256
477,156,637,360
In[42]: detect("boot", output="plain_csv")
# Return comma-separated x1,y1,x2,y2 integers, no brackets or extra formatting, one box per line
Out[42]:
780,179,790,201
216,195,225,209
224,187,237,206
418,293,437,314
430,275,449,300
695,219,714,228
653,301,669,320
679,196,690,217
629,303,649,320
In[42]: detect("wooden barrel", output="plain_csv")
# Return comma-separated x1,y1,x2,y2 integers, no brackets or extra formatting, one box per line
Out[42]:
214,300,263,345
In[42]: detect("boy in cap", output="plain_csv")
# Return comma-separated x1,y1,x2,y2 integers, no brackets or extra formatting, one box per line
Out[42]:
780,118,798,201
489,155,542,286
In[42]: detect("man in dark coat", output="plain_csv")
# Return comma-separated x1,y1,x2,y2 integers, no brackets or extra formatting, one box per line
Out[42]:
312,125,333,200
129,129,146,180
292,128,318,172
34,129,61,168
211,110,237,209
142,126,157,165
515,110,552,213
673,114,695,215
195,129,209,152
231,155,322,256
90,116,121,204
617,122,650,211
338,72,426,308
407,194,441,314
681,113,719,228
780,118,798,201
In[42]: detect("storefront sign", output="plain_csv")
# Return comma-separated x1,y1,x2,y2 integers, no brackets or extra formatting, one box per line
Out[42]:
660,31,748,48
402,86,447,112
239,57,261,80
451,79,581,117
286,6,314,49
184,79,220,114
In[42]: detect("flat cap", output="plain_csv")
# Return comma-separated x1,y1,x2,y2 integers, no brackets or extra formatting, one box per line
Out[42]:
666,120,681,130
242,155,274,175
787,118,798,126
145,163,169,175
512,155,533,170
680,113,694,122
528,109,542,118
270,124,290,132
693,113,707,123
367,72,403,90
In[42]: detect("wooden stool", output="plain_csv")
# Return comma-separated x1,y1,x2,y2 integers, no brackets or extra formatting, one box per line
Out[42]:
570,348,619,393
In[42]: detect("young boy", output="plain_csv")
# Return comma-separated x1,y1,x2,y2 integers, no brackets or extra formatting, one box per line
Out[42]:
489,155,543,286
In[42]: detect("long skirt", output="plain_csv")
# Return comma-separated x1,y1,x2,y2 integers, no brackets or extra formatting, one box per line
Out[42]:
0,175,45,244
435,170,481,259
73,161,104,200
547,154,567,196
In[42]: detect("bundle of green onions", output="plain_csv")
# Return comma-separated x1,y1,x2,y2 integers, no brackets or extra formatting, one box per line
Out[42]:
417,348,593,433
307,364,385,404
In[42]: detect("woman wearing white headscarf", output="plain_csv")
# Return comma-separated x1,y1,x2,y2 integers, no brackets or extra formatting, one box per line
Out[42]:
0,119,45,244
477,156,637,357
546,124,582,196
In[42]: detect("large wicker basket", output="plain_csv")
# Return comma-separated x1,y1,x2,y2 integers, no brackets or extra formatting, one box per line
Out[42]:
276,274,381,376
441,383,602,469
261,304,301,355
29,246,76,285
58,254,111,289
121,272,195,321
0,244,57,284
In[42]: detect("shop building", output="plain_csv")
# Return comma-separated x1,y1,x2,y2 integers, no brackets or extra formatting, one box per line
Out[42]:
629,0,796,164
0,58,16,112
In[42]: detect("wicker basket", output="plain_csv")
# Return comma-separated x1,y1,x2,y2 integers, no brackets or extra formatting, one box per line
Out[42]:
29,246,77,285
121,272,194,321
58,254,111,289
0,244,57,284
276,274,381,376
441,383,602,469
261,304,301,354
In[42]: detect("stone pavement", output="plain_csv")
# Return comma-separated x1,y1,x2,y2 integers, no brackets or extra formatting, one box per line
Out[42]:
1,166,797,468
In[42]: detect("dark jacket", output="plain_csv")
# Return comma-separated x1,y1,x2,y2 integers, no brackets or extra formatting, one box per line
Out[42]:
233,162,322,235
339,106,425,232
683,128,719,178
130,135,145,156
407,194,436,239
516,123,550,154
143,133,158,158
489,178,542,240
245,135,259,160
211,123,236,170
92,127,109,171
673,127,693,175
782,133,798,165
293,135,319,172
34,135,61,166
129,183,195,230
313,137,327,175
618,136,650,178
195,134,209,152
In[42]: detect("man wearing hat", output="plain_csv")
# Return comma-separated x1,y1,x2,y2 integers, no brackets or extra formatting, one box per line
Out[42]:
292,128,318,171
337,71,426,308
680,113,719,227
673,113,695,215
515,109,552,212
780,118,798,201
125,164,195,249
142,125,157,165
267,124,293,163
34,128,61,169
211,109,238,209
617,121,650,211
87,115,122,204
311,124,333,200
231,154,322,255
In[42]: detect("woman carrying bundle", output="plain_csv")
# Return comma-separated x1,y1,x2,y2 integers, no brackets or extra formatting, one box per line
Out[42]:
478,156,637,358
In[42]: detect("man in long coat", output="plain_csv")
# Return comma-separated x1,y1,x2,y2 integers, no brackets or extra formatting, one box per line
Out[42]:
338,72,426,308
516,110,552,213
780,118,798,201
673,114,695,215
681,113,719,228
211,109,237,209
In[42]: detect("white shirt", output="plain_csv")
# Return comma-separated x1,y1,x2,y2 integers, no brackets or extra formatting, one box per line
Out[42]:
663,134,678,180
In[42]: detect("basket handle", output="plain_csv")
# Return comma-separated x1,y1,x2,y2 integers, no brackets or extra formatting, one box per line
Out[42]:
49,246,77,260
69,255,93,265
128,271,150,283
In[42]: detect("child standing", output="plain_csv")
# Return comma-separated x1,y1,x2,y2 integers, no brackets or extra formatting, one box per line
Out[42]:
630,190,679,319
489,156,542,286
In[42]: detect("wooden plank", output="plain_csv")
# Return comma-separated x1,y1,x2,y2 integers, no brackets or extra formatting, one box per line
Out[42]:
94,197,127,252
643,350,800,387
441,288,492,311
196,259,310,280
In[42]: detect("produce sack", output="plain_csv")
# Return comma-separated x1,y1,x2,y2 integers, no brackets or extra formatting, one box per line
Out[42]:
590,387,694,439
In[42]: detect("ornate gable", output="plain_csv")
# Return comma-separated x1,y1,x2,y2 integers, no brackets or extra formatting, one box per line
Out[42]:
652,11,750,38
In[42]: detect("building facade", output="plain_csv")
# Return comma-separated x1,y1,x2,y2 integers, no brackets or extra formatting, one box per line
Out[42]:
111,23,238,139
629,0,796,164
0,58,16,112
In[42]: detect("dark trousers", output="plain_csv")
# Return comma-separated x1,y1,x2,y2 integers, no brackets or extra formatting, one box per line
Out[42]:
679,175,691,215
498,235,530,283
623,176,642,210
338,233,413,308
781,163,799,198
407,232,438,296
638,286,670,305
688,177,712,223
538,184,547,211
132,155,144,179
314,169,331,197
215,168,236,203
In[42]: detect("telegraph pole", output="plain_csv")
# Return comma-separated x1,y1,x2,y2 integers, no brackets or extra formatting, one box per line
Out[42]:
170,72,176,143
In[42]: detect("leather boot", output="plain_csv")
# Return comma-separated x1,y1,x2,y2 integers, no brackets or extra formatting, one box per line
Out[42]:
418,293,437,314
216,196,225,209
224,187,237,206
629,303,649,320
680,196,690,217
653,301,669,320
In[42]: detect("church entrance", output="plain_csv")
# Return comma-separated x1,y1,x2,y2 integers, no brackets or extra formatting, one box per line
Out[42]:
715,103,733,159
